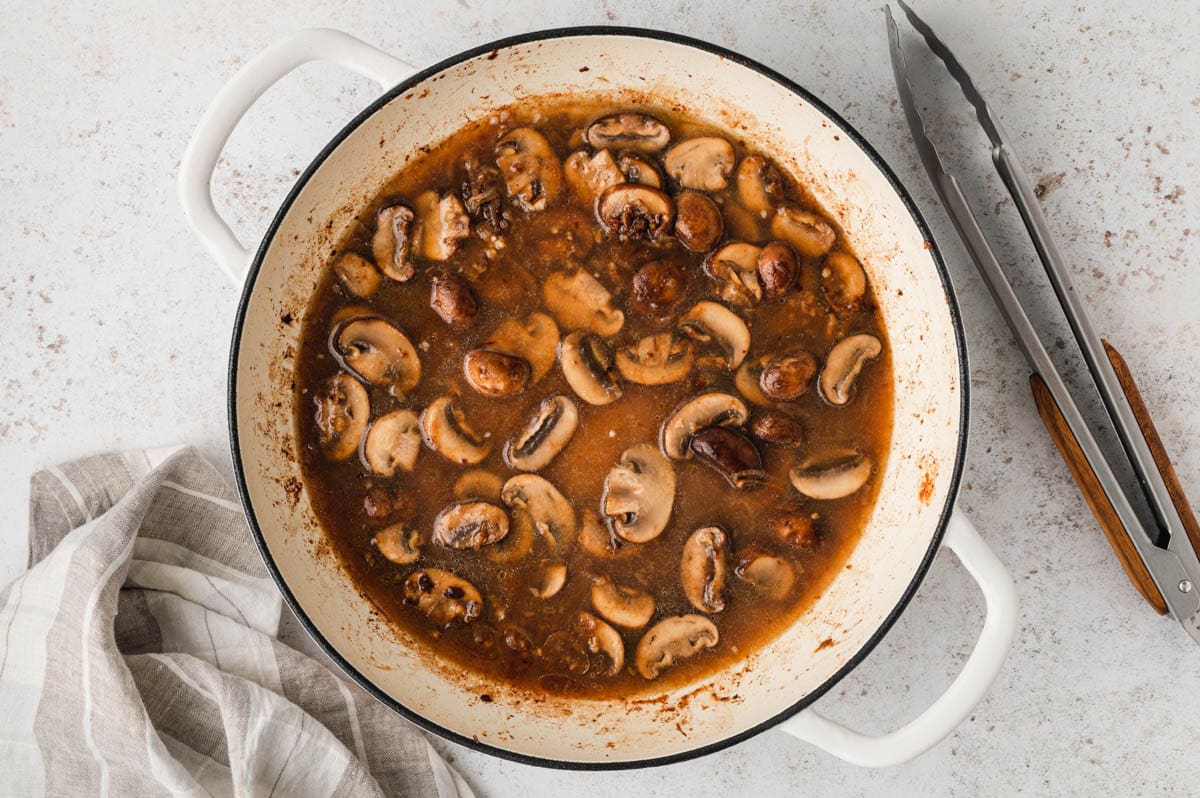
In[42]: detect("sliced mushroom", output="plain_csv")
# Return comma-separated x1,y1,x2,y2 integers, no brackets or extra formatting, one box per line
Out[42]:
757,240,799,299
504,395,579,471
591,578,655,629
413,190,470,261
689,426,767,489
585,112,670,153
578,509,635,558
332,316,421,393
483,311,560,384
769,510,816,546
602,443,676,543
563,148,624,202
819,333,882,405
681,526,728,613
735,155,785,215
542,269,625,336
460,162,508,234
372,203,416,281
674,190,724,253
559,331,622,406
705,242,763,307
735,548,796,600
618,151,663,187
750,411,805,447
631,258,687,316
734,355,777,408
373,524,421,565
432,501,510,549
363,409,421,476
533,563,568,599
495,127,562,212
635,615,719,679
664,136,735,191
333,252,381,298
453,469,504,502
789,450,873,500
822,251,868,311
402,568,483,628
615,332,694,385
596,183,675,243
771,205,836,257
660,392,749,460
430,274,478,326
420,396,492,464
677,301,750,369
314,373,369,460
576,611,625,676
760,351,818,401
501,474,577,548
485,507,535,564
463,348,530,398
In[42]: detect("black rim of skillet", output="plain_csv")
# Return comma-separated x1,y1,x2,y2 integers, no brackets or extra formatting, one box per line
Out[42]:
228,25,970,771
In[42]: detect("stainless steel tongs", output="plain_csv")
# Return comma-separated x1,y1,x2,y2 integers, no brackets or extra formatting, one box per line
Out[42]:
886,1,1200,643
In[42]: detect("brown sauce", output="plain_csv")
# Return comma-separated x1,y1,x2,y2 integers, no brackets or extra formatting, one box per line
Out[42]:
294,97,893,698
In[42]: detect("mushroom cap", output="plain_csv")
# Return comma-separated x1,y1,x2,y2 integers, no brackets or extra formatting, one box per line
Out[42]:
674,190,724,253
735,549,797,600
615,332,694,386
504,395,579,471
750,410,805,447
590,578,655,629
660,392,749,460
585,112,671,153
664,136,735,191
735,154,785,215
463,348,531,398
542,269,625,337
373,524,421,565
495,127,563,212
558,331,623,406
576,612,625,676
757,240,799,299
501,474,577,548
314,372,370,461
822,251,868,311
402,568,483,628
596,184,675,243
363,409,421,476
681,526,729,614
333,252,381,298
771,205,836,257
371,202,416,281
677,301,751,369
789,450,873,500
734,355,779,408
432,501,510,549
420,396,492,465
414,190,470,261
759,351,818,401
688,426,767,489
602,443,676,543
483,312,560,384
819,333,883,406
332,316,421,393
634,614,719,679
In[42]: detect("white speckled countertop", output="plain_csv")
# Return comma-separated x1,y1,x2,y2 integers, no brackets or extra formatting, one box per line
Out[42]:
3,1,1198,794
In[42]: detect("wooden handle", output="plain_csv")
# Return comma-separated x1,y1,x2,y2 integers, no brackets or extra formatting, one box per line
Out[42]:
1029,373,1168,614
1102,340,1200,562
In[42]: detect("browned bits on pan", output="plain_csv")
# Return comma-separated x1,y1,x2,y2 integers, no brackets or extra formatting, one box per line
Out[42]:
463,349,530,397
759,352,818,400
757,240,799,299
631,258,687,315
750,411,804,447
769,511,816,547
674,190,724,252
430,273,478,326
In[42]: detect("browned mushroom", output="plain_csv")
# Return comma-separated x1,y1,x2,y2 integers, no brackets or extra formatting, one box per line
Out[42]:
681,526,728,613
615,332,694,385
750,411,805,447
314,373,369,461
819,334,882,405
429,274,478,326
374,524,421,565
602,443,676,543
463,348,531,398
759,351,818,401
543,269,625,336
413,191,470,261
372,203,416,281
585,113,671,153
420,396,492,464
789,450,873,500
674,190,724,252
590,578,655,629
757,240,799,299
771,205,836,257
558,331,622,406
563,148,624,203
596,184,675,242
735,155,785,215
677,301,750,370
363,409,421,475
495,127,562,211
432,501,510,549
735,547,796,600
618,151,663,187
822,251,868,311
705,242,763,307
402,568,483,627
482,312,560,384
634,615,719,679
333,252,381,298
688,426,767,489
664,137,735,191
660,392,749,460
631,258,688,315
332,316,422,395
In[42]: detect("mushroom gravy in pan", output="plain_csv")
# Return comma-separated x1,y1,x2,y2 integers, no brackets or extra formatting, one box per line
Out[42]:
295,98,893,698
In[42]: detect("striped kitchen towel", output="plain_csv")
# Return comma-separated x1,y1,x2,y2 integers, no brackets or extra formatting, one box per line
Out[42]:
0,447,473,797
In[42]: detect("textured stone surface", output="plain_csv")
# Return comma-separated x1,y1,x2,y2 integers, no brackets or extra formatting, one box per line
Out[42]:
2,1,1198,794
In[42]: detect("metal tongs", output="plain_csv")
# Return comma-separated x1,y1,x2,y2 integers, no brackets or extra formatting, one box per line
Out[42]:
886,2,1200,643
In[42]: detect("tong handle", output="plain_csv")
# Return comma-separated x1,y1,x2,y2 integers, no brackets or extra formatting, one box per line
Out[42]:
1030,373,1168,614
1102,340,1200,560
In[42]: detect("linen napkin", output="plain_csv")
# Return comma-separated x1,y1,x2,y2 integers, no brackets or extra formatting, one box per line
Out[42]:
0,446,473,797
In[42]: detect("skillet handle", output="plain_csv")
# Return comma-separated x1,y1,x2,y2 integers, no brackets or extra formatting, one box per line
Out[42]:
778,509,1017,767
178,29,417,285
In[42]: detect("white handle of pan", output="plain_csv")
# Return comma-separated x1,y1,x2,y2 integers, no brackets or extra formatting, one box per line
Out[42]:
779,509,1018,767
178,29,416,285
